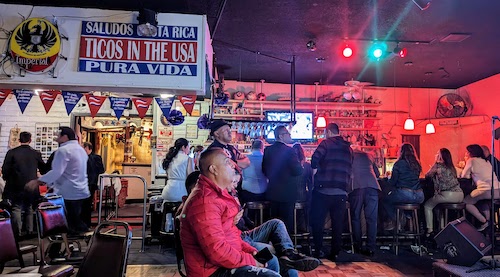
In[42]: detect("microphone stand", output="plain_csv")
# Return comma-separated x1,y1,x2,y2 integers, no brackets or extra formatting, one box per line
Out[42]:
468,116,500,272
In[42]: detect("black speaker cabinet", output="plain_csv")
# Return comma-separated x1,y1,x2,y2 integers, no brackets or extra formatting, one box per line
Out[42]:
435,218,491,266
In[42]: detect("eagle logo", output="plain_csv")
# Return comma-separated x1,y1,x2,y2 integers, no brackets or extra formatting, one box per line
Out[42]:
9,18,61,73
11,18,60,57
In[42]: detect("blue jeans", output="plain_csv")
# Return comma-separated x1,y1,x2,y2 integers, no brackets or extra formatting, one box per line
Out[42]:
310,191,347,255
349,188,379,251
382,188,424,221
210,265,281,277
242,219,298,277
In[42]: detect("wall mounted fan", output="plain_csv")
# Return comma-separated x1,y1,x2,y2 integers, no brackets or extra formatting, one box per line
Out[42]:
435,93,468,118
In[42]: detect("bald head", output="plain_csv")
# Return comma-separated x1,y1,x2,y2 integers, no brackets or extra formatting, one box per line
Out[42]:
198,148,236,189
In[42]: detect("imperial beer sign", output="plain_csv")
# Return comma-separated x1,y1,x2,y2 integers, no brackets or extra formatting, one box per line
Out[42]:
78,21,198,76
9,18,61,73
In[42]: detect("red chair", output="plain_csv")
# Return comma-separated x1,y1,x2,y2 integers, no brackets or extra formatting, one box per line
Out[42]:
0,208,73,276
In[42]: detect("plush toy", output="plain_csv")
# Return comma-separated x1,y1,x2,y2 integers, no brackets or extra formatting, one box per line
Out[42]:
257,92,266,101
214,89,229,105
246,91,257,100
233,91,245,100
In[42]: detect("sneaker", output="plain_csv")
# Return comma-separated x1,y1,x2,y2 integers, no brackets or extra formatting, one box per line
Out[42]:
477,221,489,232
279,249,320,272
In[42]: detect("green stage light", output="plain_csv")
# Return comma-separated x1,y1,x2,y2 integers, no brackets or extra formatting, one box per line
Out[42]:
368,42,388,60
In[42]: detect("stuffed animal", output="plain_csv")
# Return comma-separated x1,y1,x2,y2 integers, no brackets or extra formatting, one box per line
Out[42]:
257,92,266,101
246,91,257,100
233,91,245,100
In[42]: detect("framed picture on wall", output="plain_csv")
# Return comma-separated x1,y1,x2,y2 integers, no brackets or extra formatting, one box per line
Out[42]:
186,124,198,139
35,123,60,161
174,101,201,117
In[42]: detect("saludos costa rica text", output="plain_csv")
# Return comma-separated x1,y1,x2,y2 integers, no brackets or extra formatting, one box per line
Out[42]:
78,21,199,76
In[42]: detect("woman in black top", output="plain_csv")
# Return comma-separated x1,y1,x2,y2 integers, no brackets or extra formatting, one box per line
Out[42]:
382,143,424,230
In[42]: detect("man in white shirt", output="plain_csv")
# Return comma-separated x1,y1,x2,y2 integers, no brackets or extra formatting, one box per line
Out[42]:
26,127,90,234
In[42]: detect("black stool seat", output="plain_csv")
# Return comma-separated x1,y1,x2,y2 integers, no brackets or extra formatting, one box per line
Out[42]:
246,201,271,226
294,202,306,209
395,203,420,210
436,203,466,209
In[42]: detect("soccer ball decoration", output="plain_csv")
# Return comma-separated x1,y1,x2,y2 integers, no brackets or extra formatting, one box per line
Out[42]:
246,91,257,100
233,91,245,100
167,110,185,125
256,92,266,101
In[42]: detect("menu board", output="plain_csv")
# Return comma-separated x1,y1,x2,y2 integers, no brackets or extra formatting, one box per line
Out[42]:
35,123,60,161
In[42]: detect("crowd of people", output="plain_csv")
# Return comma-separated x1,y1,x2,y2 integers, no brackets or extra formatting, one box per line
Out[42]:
2,120,500,276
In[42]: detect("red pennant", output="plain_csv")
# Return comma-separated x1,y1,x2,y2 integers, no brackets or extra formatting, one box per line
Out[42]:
0,89,12,107
178,95,196,115
39,90,61,113
85,94,107,118
132,98,153,119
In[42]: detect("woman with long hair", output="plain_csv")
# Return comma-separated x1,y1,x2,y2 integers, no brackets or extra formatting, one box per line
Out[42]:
382,143,424,230
161,138,194,202
423,148,463,236
460,144,500,231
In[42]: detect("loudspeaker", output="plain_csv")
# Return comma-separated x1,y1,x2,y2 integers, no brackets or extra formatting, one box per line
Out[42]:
435,218,491,266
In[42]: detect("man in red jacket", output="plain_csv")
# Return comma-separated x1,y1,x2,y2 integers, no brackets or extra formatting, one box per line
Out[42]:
179,148,280,277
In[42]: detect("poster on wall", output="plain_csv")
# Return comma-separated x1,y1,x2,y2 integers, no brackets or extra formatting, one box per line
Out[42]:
186,124,198,139
35,123,60,161
78,21,198,77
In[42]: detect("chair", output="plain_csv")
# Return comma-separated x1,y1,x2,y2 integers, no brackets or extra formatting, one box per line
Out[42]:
394,204,422,256
173,215,186,277
292,202,310,253
435,203,466,230
0,208,74,277
343,201,354,253
246,201,271,226
76,221,132,277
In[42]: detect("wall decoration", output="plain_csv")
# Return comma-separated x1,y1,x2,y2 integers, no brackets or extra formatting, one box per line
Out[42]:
109,97,130,119
155,96,175,118
186,124,198,139
0,89,12,107
62,91,83,115
39,90,60,113
178,95,196,115
132,98,153,118
35,123,60,161
14,90,33,113
8,18,62,73
8,126,20,149
85,94,107,117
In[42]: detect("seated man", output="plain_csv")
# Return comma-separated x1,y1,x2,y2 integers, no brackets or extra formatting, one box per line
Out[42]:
179,149,319,277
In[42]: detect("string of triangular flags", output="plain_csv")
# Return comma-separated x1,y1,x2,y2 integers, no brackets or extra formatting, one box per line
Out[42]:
0,89,197,120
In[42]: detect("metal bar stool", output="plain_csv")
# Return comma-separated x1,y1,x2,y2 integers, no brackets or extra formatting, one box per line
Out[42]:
394,204,422,256
344,201,354,253
293,202,310,252
245,201,270,226
436,203,466,230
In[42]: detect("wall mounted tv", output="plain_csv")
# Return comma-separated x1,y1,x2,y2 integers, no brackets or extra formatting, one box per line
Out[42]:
265,111,314,142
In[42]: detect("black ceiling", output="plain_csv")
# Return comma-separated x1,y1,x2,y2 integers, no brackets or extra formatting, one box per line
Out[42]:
3,0,500,89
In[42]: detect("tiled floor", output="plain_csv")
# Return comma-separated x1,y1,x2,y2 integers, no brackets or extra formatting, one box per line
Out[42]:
125,261,406,277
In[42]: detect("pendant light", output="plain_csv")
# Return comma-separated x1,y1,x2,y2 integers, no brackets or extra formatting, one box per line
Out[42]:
404,87,415,130
425,88,435,134
314,82,327,127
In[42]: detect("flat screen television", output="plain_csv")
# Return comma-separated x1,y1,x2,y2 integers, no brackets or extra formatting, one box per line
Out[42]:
265,111,314,142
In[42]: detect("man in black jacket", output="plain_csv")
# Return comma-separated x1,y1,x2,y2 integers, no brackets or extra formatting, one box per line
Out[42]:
82,142,105,228
1,131,46,236
310,123,353,260
262,125,303,231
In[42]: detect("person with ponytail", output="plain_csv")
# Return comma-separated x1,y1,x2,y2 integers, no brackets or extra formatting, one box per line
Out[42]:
161,138,194,202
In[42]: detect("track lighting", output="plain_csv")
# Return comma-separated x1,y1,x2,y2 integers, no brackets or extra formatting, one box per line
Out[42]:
393,43,407,58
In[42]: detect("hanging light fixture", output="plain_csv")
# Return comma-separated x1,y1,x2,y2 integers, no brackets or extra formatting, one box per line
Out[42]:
137,8,158,37
316,116,327,128
404,87,415,130
426,88,436,134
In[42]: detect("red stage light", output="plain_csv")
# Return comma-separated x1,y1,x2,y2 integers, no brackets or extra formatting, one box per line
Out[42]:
342,44,353,58
398,48,407,58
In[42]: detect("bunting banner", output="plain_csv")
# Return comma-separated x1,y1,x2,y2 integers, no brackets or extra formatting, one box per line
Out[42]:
0,89,12,108
85,94,107,117
179,95,196,115
13,90,33,114
132,98,153,119
39,90,61,114
62,91,83,115
155,96,175,118
109,97,130,120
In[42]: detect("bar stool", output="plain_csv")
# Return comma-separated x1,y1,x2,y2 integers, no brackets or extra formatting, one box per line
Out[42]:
292,202,310,250
344,201,354,253
435,203,466,230
394,204,422,256
494,199,500,231
246,201,270,226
